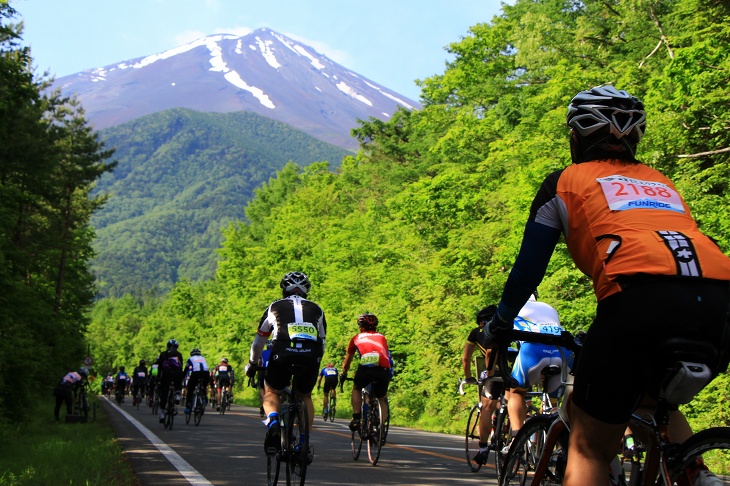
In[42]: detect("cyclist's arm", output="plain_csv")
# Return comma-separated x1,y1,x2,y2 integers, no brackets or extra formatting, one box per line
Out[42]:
341,352,355,375
462,341,476,380
497,220,561,322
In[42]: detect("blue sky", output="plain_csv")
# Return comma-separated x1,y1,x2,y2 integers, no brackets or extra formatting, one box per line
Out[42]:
16,0,509,101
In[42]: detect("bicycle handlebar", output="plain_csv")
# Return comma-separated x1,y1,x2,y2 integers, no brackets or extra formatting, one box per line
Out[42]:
487,329,583,390
339,375,354,394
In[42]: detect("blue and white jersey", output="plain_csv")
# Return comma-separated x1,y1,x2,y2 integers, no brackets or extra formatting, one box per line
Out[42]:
511,297,572,392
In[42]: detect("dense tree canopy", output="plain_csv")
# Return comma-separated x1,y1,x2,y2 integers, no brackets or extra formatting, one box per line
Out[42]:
0,1,115,422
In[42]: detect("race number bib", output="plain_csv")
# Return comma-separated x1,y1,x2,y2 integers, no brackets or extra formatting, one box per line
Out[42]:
596,175,684,213
287,322,317,341
360,352,380,366
539,325,563,335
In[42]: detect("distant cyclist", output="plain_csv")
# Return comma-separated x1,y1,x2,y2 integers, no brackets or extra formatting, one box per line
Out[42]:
183,348,210,414
131,359,148,406
156,339,184,423
115,366,130,401
341,313,392,433
213,357,235,411
255,345,271,417
53,368,88,421
462,305,500,464
317,363,339,417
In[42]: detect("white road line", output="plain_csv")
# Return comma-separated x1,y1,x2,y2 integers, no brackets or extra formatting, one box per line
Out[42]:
106,398,213,486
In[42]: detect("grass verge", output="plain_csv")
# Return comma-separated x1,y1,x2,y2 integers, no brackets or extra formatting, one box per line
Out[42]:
0,393,137,486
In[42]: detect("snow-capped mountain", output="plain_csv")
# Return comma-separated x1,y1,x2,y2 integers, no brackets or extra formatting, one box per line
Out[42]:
51,28,421,150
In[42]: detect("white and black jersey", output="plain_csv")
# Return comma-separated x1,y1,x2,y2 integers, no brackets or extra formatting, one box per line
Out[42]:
255,295,326,357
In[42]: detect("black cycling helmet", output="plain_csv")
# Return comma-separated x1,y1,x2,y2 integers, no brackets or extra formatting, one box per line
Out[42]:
78,368,88,377
280,271,311,297
167,338,179,349
222,357,229,363
119,366,125,372
191,348,201,356
358,313,378,331
476,305,497,327
567,85,646,161
139,359,146,366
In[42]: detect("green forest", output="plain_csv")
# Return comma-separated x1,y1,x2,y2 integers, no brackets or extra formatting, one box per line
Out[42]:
92,108,350,297
3,0,730,437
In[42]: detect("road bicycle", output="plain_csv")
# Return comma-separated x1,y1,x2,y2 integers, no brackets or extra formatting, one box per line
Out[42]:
73,381,90,420
132,384,144,410
264,363,311,486
325,388,336,422
219,386,233,415
185,381,206,426
115,384,125,405
495,329,730,485
163,382,178,430
341,377,389,466
150,384,160,415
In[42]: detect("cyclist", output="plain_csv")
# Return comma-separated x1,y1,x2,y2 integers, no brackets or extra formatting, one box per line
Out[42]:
502,292,572,452
156,338,184,423
341,313,392,434
244,271,327,457
213,357,235,411
255,345,271,417
147,359,159,405
131,359,148,406
53,368,88,421
102,372,114,396
115,366,130,402
483,85,730,486
183,348,210,414
462,305,501,464
316,362,339,417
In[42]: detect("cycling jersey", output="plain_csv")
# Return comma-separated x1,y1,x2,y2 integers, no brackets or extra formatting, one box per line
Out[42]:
533,160,730,301
133,366,148,382
346,330,391,369
185,355,209,375
320,366,338,378
510,298,572,393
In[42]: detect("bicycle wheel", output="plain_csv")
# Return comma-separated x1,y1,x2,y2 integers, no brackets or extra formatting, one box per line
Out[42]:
465,402,483,472
152,390,159,415
367,398,384,465
500,414,555,486
494,407,511,483
266,435,282,486
328,395,336,422
667,427,730,485
220,392,227,415
194,391,203,426
227,392,232,411
352,425,363,460
286,400,309,486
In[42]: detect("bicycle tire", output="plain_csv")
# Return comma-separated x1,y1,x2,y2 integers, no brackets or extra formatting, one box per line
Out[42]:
194,389,204,426
285,399,309,486
465,402,483,472
227,392,232,411
267,444,282,486
367,398,384,465
164,387,175,430
328,394,336,422
494,406,511,483
152,390,159,416
500,413,556,486
352,400,364,460
666,426,730,485
220,393,227,415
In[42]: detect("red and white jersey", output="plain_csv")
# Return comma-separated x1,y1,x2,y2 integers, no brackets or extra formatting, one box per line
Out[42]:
347,330,391,368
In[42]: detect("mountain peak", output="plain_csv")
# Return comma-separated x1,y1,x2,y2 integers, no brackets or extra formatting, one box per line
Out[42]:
52,28,420,150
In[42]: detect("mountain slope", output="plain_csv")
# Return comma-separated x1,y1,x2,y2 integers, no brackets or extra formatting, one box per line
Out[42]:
53,28,420,150
92,108,349,297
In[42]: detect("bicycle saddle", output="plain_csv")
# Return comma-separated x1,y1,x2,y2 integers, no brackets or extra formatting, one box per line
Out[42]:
648,338,718,404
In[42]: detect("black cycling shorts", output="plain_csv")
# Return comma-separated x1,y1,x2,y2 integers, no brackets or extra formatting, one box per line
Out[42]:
265,353,319,394
354,366,391,398
572,276,730,424
323,376,338,394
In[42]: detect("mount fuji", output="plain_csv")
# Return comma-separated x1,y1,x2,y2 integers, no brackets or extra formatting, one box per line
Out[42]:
51,28,421,150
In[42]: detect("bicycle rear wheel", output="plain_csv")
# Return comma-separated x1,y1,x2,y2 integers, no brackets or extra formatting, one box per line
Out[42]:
220,393,227,415
194,391,203,426
465,402,483,472
367,398,384,465
328,394,336,422
500,413,556,486
668,427,730,485
494,407,511,483
285,400,309,486
266,446,282,486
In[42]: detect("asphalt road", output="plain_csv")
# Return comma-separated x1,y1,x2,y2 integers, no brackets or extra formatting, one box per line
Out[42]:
100,396,503,485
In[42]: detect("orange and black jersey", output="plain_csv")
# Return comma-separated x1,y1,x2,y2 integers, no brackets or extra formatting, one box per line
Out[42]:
497,159,730,319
